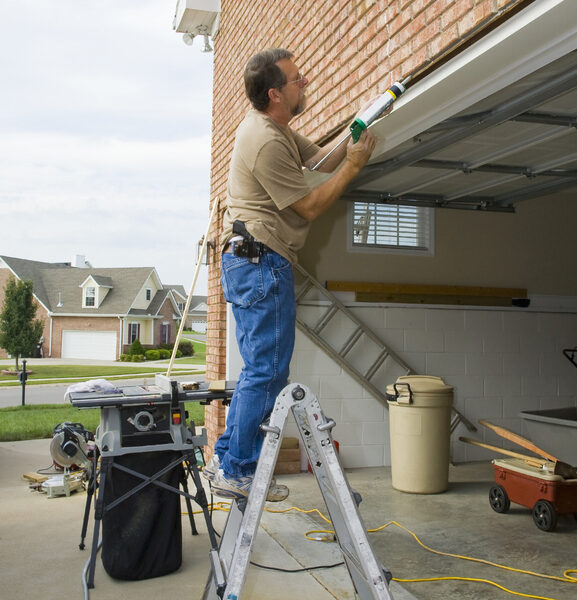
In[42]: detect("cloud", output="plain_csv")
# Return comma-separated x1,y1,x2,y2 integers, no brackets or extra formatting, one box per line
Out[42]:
0,0,215,293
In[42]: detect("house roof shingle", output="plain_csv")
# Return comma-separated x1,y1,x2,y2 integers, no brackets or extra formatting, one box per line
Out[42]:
1,255,159,316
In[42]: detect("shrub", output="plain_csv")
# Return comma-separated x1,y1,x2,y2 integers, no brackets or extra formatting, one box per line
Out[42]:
178,341,194,357
145,349,160,361
129,339,145,356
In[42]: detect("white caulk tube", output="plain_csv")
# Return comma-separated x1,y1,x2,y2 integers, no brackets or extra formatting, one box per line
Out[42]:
311,76,410,171
349,79,408,142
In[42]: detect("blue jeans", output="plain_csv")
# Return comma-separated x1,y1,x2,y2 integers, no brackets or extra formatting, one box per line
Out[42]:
215,250,296,478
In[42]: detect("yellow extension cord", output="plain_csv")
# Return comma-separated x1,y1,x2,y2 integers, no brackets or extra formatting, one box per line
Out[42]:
186,501,577,600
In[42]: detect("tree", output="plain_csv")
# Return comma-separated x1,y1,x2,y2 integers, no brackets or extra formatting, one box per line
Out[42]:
0,277,44,371
129,338,145,356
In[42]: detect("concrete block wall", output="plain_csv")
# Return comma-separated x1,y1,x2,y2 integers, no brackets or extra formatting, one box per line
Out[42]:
284,302,577,468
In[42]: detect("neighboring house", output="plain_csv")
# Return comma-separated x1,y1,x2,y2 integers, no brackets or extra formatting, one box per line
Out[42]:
186,297,208,333
166,285,208,333
0,255,188,360
176,0,577,466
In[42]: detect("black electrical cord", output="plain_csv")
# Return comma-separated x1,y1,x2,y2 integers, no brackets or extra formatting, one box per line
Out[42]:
36,463,61,474
250,560,345,573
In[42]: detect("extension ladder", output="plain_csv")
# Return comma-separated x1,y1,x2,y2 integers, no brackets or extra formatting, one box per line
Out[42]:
293,264,476,435
203,383,394,600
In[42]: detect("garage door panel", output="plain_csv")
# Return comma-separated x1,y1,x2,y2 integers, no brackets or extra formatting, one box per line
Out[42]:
62,331,117,360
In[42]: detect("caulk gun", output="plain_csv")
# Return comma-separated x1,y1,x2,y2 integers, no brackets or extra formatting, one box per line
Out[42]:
311,76,410,171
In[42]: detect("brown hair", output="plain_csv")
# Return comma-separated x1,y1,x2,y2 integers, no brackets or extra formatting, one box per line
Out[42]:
244,48,293,111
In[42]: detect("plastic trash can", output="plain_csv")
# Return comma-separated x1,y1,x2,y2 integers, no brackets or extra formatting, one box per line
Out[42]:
386,375,453,494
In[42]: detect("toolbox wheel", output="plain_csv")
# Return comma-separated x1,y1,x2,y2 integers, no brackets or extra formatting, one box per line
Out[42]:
532,500,558,532
489,485,510,513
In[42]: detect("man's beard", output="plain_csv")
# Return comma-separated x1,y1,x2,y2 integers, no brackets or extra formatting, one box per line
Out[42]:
291,95,306,117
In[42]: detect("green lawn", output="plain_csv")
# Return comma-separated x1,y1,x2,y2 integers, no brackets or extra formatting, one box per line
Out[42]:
0,364,205,386
0,339,207,386
0,336,208,441
0,402,205,442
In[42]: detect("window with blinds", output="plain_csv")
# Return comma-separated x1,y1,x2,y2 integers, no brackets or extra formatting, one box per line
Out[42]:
351,202,433,253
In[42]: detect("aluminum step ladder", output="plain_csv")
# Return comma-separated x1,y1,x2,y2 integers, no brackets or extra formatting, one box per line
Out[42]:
293,264,475,435
203,383,394,600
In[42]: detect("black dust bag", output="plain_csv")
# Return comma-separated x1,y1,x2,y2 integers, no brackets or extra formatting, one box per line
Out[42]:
101,451,183,580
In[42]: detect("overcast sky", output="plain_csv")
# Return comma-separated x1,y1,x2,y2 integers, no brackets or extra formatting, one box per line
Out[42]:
0,1,214,294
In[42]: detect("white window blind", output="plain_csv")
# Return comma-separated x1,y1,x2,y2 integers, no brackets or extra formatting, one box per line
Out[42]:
352,202,433,251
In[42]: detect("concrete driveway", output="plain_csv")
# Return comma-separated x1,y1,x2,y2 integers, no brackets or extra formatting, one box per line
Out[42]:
0,438,416,600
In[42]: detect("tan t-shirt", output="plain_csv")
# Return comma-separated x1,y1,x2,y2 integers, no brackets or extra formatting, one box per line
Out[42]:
221,109,320,264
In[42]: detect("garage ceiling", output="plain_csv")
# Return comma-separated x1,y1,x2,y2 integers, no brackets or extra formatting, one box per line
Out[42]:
344,49,577,213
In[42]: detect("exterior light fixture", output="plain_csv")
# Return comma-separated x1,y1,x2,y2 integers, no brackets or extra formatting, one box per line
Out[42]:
197,236,215,265
182,32,195,46
201,33,213,53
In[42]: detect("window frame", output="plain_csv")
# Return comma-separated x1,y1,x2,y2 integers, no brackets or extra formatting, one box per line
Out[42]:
84,286,96,307
128,322,140,344
160,322,171,345
347,201,435,257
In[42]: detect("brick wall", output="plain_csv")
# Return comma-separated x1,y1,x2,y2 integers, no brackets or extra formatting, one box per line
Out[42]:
155,297,178,346
205,0,531,450
51,316,121,358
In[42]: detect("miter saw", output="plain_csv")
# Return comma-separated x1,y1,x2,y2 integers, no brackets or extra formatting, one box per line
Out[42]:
43,422,94,499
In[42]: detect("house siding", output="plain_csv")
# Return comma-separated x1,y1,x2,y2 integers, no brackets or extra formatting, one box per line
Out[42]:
205,0,531,455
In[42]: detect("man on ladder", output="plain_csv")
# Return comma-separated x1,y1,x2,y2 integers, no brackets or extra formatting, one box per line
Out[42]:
202,47,378,501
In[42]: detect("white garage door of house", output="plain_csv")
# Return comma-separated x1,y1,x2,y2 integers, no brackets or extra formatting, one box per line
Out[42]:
62,331,117,360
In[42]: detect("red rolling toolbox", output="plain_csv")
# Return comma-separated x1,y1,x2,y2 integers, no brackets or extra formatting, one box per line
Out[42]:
489,458,577,531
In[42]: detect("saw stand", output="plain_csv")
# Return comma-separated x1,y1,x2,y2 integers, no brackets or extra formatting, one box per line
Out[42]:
203,383,394,600
68,374,235,590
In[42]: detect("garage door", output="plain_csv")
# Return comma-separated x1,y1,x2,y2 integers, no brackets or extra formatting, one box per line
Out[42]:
62,331,117,360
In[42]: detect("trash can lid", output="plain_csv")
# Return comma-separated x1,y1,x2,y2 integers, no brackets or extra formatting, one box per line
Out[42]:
387,375,453,394
392,375,453,393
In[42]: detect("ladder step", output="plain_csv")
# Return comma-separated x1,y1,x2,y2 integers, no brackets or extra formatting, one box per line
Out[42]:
364,350,390,381
339,326,364,358
295,279,314,303
313,304,339,334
